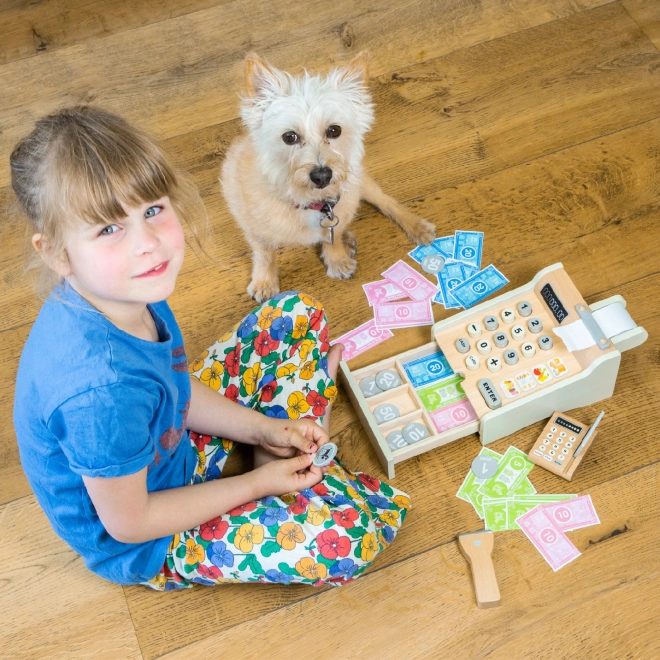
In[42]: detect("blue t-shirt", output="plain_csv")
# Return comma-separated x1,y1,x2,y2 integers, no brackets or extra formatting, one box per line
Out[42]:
13,283,196,584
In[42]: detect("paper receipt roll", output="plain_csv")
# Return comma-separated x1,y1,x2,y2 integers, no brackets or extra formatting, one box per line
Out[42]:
553,302,636,352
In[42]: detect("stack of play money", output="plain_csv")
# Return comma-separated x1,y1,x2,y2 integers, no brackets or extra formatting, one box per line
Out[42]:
456,446,576,531
410,231,508,310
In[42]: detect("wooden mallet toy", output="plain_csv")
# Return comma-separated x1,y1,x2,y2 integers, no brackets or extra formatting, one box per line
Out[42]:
458,530,501,608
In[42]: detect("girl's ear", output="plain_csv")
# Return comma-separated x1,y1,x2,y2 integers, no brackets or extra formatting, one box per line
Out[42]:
32,233,72,278
244,52,286,98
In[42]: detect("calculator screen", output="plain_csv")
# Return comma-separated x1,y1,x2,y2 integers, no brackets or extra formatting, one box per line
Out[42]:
540,282,569,323
554,416,583,435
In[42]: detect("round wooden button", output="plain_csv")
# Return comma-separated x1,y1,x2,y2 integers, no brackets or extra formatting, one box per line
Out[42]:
467,322,482,338
312,442,338,467
527,317,543,333
501,308,516,323
484,315,499,331
386,430,408,451
402,422,429,444
421,254,446,274
374,403,400,424
359,376,382,398
521,342,536,358
477,339,492,355
487,357,502,372
493,332,508,348
375,369,401,390
456,338,470,354
465,355,480,370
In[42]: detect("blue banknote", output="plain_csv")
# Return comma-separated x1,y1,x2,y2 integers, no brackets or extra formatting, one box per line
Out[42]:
432,236,456,260
403,351,454,388
453,231,484,269
460,263,478,280
432,288,445,305
437,262,465,309
408,243,444,264
448,264,509,308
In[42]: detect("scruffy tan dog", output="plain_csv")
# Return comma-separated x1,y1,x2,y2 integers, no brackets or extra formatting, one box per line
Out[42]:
221,52,436,302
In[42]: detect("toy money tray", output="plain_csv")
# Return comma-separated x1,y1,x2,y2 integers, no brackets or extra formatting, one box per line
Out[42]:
339,263,648,478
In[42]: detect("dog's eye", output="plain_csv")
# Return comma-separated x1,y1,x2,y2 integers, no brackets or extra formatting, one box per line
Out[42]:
282,131,300,145
326,125,342,139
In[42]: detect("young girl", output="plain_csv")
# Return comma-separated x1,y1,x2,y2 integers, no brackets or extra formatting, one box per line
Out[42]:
11,106,411,590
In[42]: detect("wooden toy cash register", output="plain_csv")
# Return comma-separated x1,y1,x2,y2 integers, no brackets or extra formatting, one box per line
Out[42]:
339,263,647,478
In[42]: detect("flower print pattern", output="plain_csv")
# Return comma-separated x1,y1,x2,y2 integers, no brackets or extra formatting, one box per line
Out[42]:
276,522,306,550
200,361,224,390
258,305,282,330
234,523,264,553
144,293,410,592
286,391,310,419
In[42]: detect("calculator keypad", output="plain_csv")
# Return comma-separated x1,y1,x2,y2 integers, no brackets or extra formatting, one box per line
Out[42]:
457,301,570,407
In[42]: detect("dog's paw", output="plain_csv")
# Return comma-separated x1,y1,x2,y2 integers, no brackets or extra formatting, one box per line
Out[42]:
342,230,358,259
248,279,280,303
325,255,357,280
406,217,436,246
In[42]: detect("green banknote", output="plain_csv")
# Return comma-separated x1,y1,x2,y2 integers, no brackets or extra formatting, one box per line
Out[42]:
478,446,535,499
417,374,467,413
483,494,577,532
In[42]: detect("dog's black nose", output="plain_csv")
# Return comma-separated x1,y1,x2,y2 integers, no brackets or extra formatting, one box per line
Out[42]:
309,167,332,188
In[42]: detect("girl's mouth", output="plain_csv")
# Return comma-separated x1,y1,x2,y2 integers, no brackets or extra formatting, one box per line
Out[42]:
136,261,169,278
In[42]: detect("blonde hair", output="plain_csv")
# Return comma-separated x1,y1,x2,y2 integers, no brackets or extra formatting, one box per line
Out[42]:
10,106,209,296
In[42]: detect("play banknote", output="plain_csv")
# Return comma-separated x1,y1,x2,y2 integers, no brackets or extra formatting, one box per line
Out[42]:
517,505,582,571
453,230,483,270
402,351,453,387
382,260,438,302
362,280,406,306
447,264,509,309
373,299,434,329
330,319,393,361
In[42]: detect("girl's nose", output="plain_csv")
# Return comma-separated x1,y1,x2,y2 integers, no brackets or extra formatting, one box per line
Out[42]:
135,223,160,253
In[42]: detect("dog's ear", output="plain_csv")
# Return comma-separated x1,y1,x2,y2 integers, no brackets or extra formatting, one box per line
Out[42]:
337,51,370,87
245,52,285,98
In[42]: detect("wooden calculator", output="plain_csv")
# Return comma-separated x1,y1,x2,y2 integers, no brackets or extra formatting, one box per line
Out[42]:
528,410,603,480
339,263,647,478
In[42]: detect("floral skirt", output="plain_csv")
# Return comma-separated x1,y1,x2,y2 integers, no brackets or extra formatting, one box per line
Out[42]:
143,292,411,590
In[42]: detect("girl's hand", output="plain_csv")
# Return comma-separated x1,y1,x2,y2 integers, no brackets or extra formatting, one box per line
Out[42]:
258,418,329,458
252,452,323,496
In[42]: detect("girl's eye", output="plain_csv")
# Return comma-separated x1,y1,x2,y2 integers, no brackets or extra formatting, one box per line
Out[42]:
282,131,300,145
99,224,119,236
326,125,341,139
144,205,163,219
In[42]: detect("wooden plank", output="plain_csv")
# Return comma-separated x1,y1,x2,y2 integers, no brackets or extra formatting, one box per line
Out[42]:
0,495,142,659
623,0,660,51
3,111,660,504
143,462,660,659
0,0,228,66
3,2,660,334
0,0,613,189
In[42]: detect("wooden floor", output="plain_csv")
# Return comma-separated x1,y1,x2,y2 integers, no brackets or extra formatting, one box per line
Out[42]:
1,0,659,657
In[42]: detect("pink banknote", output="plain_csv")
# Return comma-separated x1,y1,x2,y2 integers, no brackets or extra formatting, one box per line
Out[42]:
429,399,478,433
362,280,407,306
373,300,434,329
382,260,438,302
517,505,581,572
541,495,600,532
330,319,394,361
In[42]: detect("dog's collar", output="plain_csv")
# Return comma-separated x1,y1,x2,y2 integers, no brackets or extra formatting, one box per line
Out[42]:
293,197,340,211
